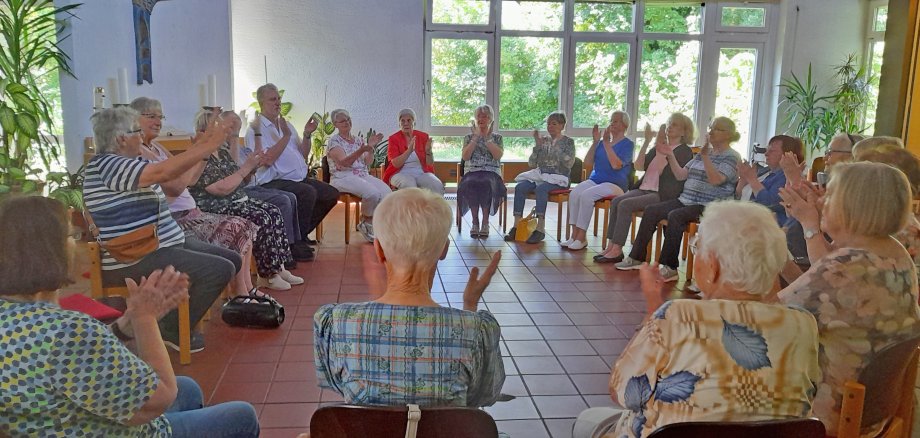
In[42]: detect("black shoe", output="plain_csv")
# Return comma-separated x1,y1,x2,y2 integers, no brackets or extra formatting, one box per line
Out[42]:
593,254,624,264
292,241,315,252
302,237,318,245
525,230,545,244
503,227,517,242
284,260,298,270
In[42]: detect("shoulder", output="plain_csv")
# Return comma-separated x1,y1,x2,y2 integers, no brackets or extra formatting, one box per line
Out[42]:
414,130,430,140
387,132,402,143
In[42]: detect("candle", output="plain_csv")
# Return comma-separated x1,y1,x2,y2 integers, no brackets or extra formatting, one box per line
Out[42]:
117,68,129,104
198,83,207,107
93,86,105,110
106,77,118,107
207,74,217,107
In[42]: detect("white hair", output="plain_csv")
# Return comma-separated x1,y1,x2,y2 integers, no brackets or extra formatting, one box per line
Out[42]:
612,110,630,128
91,107,139,155
697,201,787,296
128,96,161,115
398,108,417,122
331,109,351,123
475,104,494,121
256,83,279,102
374,188,451,269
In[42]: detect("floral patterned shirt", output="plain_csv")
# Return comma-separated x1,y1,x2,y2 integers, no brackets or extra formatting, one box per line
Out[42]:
189,145,248,212
326,134,371,180
778,247,920,436
607,299,820,438
894,215,920,286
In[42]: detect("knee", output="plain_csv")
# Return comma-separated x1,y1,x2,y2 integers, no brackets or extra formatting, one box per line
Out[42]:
176,376,204,408
223,401,260,436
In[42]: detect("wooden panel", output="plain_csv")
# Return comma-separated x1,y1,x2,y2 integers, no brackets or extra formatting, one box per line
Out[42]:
903,0,920,155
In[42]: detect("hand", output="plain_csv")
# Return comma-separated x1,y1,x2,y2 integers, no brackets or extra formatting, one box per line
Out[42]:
643,122,654,143
638,262,667,314
304,117,318,136
463,250,502,309
602,126,613,147
532,129,540,143
470,121,481,141
592,124,601,144
486,120,494,137
243,149,263,172
195,117,229,153
406,136,416,154
737,160,757,183
700,136,712,157
250,111,262,133
779,151,805,182
278,116,291,137
779,182,821,228
124,266,189,320
367,133,384,147
654,129,672,157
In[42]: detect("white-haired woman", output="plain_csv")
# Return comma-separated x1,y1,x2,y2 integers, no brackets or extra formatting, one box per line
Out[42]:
383,108,445,194
778,162,920,436
574,201,820,438
326,109,392,242
313,188,504,407
562,111,635,250
457,104,506,238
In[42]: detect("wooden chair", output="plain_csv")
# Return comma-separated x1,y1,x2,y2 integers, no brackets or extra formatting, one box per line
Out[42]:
650,219,695,277
647,418,826,438
508,158,584,242
87,242,195,365
808,156,826,182
309,404,497,438
321,156,363,244
836,334,920,438
455,161,505,234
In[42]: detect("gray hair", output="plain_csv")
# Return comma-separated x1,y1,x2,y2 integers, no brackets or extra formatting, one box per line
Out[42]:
398,108,416,122
256,83,279,103
330,109,351,123
547,111,566,126
697,201,788,296
474,104,494,121
194,109,217,133
611,110,630,129
91,107,140,155
128,96,161,115
374,188,452,269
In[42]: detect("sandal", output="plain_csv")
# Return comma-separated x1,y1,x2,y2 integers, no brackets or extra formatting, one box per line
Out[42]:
479,224,490,238
243,288,279,306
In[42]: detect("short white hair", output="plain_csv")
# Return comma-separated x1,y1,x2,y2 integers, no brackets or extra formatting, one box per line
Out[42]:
91,107,139,155
256,83,279,103
697,201,787,296
374,188,451,269
330,109,350,123
475,104,494,121
398,108,416,122
611,110,630,128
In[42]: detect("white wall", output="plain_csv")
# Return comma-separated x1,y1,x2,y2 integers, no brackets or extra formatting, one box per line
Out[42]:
230,0,423,136
56,0,233,171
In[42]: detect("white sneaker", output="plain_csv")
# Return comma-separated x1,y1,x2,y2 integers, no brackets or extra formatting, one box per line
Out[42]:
357,221,375,242
560,238,575,248
258,274,291,291
567,240,587,251
279,269,304,285
659,265,680,283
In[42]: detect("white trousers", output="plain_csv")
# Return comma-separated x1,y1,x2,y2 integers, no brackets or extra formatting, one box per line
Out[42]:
567,180,624,231
330,174,392,217
391,172,445,195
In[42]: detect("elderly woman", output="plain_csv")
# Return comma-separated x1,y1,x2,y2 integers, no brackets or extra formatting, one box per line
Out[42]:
573,201,820,438
313,188,504,407
188,110,302,292
0,196,259,437
83,107,235,352
594,114,695,263
326,108,392,242
616,117,742,282
562,110,635,251
384,108,445,194
128,98,264,296
458,104,506,238
777,162,920,436
505,111,577,244
735,134,803,225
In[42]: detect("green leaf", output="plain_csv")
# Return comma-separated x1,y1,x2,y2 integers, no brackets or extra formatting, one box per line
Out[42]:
10,92,37,113
8,167,26,180
280,102,292,117
5,83,27,95
20,180,38,193
324,123,335,136
0,184,10,194
0,105,15,133
15,112,38,138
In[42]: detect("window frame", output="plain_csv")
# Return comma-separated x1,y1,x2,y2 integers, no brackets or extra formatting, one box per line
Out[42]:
713,2,771,33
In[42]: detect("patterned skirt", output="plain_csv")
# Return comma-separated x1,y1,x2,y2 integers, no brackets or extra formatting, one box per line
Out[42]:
205,199,294,278
172,208,257,256
457,170,507,217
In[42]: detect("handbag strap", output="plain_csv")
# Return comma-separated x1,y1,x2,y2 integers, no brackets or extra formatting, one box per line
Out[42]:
405,404,421,438
82,196,161,244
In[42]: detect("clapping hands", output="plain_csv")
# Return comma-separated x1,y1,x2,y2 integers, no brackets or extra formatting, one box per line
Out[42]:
778,181,824,229
463,250,502,310
638,262,668,315
125,266,190,320
653,124,671,157
737,160,758,183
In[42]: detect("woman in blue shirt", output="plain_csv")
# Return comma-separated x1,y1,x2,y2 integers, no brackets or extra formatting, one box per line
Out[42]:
562,111,635,251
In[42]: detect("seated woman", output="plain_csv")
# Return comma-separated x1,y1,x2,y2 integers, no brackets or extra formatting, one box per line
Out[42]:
0,196,259,437
574,201,820,438
314,188,505,407
563,110,635,251
384,108,445,194
616,116,742,282
128,98,265,296
594,114,695,263
458,104,506,238
84,107,236,352
188,109,302,293
505,111,577,244
736,134,803,225
325,108,392,242
778,162,920,436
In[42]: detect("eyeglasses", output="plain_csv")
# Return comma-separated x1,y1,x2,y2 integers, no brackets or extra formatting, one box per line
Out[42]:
141,113,166,121
689,234,700,255
824,148,851,156
127,128,143,136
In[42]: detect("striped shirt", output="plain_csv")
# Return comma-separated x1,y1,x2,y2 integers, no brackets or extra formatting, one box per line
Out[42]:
83,154,185,270
678,149,740,206
313,302,505,407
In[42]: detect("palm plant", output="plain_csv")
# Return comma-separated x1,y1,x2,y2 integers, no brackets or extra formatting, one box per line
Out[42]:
0,0,80,194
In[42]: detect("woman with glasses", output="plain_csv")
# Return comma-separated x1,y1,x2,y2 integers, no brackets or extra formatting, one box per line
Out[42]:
616,116,742,282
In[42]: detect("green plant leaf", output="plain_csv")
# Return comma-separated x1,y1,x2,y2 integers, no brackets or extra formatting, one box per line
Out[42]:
8,167,26,180
0,105,15,133
280,102,292,117
15,112,39,138
10,92,37,113
20,180,38,193
5,83,27,95
0,184,9,194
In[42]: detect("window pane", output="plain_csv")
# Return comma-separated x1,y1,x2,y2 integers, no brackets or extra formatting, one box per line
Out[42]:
573,42,630,128
643,4,702,34
502,137,537,160
574,1,633,33
721,7,766,27
864,41,885,134
499,36,562,130
638,40,700,131
501,0,563,31
432,0,489,25
430,38,488,127
431,136,464,161
874,6,887,32
714,48,758,158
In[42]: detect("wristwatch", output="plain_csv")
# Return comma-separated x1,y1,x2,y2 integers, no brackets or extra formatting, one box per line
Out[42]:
803,228,819,240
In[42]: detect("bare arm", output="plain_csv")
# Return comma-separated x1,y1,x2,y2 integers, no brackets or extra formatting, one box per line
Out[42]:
634,123,655,171
700,153,727,186
138,123,225,188
204,151,262,197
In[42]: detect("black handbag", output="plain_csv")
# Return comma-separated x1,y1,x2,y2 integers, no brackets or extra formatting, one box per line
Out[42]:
221,296,285,328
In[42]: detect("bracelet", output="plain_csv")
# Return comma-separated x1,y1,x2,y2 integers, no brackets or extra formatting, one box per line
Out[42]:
254,133,262,137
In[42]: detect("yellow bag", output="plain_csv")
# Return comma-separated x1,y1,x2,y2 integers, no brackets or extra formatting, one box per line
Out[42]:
514,208,538,242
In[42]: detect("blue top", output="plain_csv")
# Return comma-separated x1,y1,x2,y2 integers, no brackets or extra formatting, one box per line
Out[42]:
752,168,789,225
589,138,635,191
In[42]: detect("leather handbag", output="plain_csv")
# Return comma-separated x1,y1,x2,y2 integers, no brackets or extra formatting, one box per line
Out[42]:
221,296,285,328
514,208,538,242
84,209,160,263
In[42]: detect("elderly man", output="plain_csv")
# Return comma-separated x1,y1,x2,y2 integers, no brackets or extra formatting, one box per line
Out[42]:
244,84,339,258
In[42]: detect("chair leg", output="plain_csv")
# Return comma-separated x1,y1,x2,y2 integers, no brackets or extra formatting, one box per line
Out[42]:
654,223,664,261
557,201,565,242
593,205,599,236
179,299,191,365
344,200,350,245
630,213,638,244
601,203,609,251
355,199,361,229
502,200,507,233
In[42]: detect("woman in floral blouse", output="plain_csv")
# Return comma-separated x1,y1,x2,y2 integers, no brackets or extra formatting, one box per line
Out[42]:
779,162,920,436
457,104,506,238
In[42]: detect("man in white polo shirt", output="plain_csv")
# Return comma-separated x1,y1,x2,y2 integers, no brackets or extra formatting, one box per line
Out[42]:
245,83,339,257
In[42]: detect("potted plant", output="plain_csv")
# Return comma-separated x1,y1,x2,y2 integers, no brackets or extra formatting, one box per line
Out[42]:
308,111,335,178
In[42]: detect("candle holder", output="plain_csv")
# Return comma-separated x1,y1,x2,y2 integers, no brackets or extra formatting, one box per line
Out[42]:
202,106,223,113
113,103,130,108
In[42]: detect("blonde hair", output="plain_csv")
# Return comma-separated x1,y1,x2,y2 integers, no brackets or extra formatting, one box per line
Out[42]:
853,136,905,159
855,145,920,194
374,188,452,268
711,116,741,143
668,112,696,145
826,162,911,238
697,201,788,296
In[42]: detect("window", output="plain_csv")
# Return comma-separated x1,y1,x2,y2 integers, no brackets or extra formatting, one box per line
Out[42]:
430,38,488,127
720,7,766,27
864,2,887,134
573,0,633,33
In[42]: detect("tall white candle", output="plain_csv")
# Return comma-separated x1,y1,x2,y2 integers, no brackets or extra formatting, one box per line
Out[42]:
198,84,207,107
117,68,129,104
207,74,217,107
93,86,105,110
106,77,118,107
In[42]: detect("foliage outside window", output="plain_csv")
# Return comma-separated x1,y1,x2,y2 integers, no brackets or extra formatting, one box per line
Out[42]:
430,38,488,127
721,7,765,27
501,0,563,31
499,37,562,131
432,0,489,25
643,4,701,34
573,1,632,33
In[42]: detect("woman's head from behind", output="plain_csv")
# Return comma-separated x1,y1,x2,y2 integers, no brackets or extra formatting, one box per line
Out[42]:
666,113,695,145
91,107,142,156
822,162,911,240
374,188,452,272
694,201,787,298
0,196,71,296
856,145,920,195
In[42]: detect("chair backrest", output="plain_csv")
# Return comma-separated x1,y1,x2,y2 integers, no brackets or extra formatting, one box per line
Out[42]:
855,333,920,428
647,418,826,438
809,156,826,182
321,156,332,184
309,404,497,438
570,157,584,185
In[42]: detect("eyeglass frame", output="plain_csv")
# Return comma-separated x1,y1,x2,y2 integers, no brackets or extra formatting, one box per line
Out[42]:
141,113,166,121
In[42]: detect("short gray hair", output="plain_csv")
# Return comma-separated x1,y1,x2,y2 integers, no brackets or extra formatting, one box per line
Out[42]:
194,109,217,133
611,110,630,129
475,104,494,121
398,108,416,122
374,188,452,269
697,201,788,296
91,107,139,155
547,111,566,126
331,109,351,123
256,83,279,103
129,96,161,115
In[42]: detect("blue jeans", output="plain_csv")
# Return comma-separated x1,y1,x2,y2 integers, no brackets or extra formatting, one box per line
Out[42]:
164,376,260,438
513,180,566,218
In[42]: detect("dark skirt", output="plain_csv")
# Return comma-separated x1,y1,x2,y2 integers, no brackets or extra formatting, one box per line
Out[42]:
457,170,507,217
